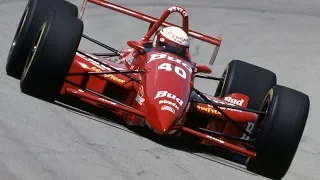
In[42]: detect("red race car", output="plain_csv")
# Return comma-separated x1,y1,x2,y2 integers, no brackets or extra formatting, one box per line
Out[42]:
6,0,310,179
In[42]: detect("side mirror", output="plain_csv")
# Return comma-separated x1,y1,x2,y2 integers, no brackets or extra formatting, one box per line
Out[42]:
196,65,212,74
127,41,145,52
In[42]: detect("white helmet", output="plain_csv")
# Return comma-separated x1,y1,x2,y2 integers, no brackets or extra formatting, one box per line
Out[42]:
152,26,189,57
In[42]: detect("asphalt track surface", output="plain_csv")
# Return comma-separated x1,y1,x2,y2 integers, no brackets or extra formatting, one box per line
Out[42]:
0,0,319,179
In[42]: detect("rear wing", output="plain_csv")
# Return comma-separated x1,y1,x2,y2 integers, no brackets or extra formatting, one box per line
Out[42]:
79,0,222,65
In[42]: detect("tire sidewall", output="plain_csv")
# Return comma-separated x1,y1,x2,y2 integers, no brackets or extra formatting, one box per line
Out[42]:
6,0,38,78
20,12,54,87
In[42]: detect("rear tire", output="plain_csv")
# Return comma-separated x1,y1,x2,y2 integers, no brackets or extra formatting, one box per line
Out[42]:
214,60,277,110
20,10,83,102
246,85,310,179
6,0,78,79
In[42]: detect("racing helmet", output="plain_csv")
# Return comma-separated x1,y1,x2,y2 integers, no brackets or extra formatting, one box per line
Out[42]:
152,26,189,57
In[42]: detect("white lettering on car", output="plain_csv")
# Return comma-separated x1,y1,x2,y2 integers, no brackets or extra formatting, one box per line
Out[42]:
159,99,179,110
161,105,175,114
149,53,192,73
149,53,167,62
206,96,242,112
168,6,188,17
240,122,255,140
158,63,187,79
154,91,183,106
224,96,244,106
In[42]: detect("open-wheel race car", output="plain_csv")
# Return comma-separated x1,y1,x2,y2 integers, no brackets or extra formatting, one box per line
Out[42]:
6,0,310,179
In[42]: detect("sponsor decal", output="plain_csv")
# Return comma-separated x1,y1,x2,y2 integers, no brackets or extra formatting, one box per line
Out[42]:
154,91,183,106
197,105,221,115
135,94,145,105
206,96,242,112
168,6,188,17
157,62,187,79
224,96,244,106
104,74,125,83
91,67,125,84
125,51,135,65
77,53,127,84
159,99,179,110
240,122,255,140
148,53,192,73
161,105,175,114
206,135,224,144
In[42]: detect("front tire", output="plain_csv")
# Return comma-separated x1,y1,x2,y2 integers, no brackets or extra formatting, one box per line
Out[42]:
246,85,310,179
6,0,78,79
20,10,83,102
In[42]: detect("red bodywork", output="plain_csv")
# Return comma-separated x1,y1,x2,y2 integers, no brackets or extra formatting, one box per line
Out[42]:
60,0,258,158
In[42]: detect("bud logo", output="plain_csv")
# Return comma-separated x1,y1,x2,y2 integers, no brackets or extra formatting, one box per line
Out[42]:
168,6,188,17
205,96,242,112
154,91,183,106
224,96,244,106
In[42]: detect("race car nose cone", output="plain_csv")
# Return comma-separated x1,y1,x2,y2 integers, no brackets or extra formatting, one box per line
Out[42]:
146,105,178,134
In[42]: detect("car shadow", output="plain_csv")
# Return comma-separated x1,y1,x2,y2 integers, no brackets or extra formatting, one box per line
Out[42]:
54,96,257,176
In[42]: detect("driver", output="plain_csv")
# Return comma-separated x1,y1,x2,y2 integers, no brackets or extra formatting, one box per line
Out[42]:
152,26,190,59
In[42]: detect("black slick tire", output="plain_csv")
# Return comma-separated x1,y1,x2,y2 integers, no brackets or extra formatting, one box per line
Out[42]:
20,10,83,102
6,0,78,79
246,85,310,179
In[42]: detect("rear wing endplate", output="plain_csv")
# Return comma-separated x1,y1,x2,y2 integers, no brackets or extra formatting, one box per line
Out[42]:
79,0,222,65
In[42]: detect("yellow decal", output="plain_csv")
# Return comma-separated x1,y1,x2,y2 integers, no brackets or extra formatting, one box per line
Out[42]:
104,74,125,83
197,105,221,115
91,67,125,83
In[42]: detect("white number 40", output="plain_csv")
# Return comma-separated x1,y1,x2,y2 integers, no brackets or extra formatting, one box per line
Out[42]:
158,63,186,79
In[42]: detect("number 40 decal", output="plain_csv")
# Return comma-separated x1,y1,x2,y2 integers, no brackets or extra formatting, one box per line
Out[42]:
158,63,187,79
